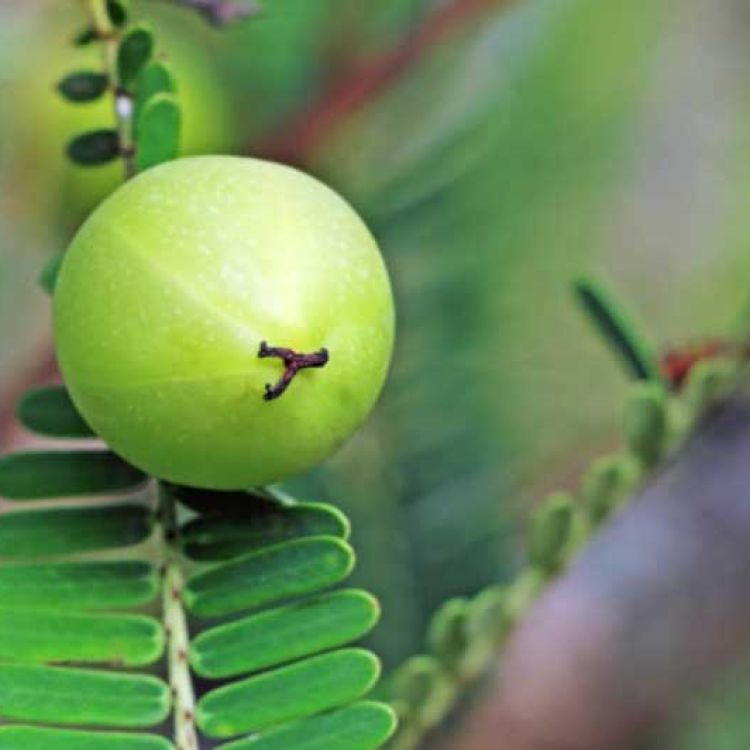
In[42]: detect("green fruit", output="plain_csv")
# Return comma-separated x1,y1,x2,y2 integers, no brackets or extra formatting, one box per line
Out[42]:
54,156,396,489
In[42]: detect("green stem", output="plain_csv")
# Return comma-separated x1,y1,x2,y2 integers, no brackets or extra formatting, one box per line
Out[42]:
87,0,113,33
86,0,136,178
159,484,199,750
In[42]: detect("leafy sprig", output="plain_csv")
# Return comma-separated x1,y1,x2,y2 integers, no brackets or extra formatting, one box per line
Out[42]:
0,3,397,749
62,0,180,177
382,280,742,749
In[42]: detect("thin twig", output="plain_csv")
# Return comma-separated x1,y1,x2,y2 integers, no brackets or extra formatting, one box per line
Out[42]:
255,0,517,165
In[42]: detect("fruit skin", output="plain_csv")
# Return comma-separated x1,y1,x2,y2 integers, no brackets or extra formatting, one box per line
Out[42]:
54,156,395,489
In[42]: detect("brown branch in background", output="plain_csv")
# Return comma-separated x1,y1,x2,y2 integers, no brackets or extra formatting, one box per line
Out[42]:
448,385,750,750
256,0,517,166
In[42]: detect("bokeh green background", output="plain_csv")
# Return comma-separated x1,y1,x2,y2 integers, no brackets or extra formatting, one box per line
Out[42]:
2,1,750,746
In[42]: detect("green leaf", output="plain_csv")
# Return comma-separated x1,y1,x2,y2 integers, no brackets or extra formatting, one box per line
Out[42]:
181,501,350,561
185,536,355,618
0,664,170,727
106,0,129,27
0,609,163,666
427,598,470,675
117,25,154,90
0,561,158,611
505,569,546,624
683,358,736,415
581,453,638,524
135,61,176,123
191,589,380,679
17,385,95,438
219,701,397,750
73,27,98,47
0,450,147,500
463,585,509,672
57,72,109,103
527,492,575,573
0,503,153,558
66,130,120,166
197,648,381,738
623,381,669,467
0,726,173,750
39,252,64,295
134,93,180,172
389,655,454,730
574,276,662,383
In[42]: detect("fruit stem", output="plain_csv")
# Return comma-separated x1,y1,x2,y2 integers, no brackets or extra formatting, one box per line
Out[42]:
258,341,329,400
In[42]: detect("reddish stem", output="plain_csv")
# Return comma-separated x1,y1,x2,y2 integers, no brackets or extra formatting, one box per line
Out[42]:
256,0,515,165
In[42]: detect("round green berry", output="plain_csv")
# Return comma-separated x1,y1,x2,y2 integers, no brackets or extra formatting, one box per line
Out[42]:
54,156,395,489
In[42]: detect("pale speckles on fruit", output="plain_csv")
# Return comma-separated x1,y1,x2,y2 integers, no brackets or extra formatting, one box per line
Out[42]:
54,156,395,490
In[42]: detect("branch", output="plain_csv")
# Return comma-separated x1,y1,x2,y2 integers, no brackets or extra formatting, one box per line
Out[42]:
453,384,750,750
160,486,199,750
255,0,517,166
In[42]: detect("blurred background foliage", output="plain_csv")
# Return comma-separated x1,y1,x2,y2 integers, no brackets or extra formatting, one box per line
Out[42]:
2,1,750,747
